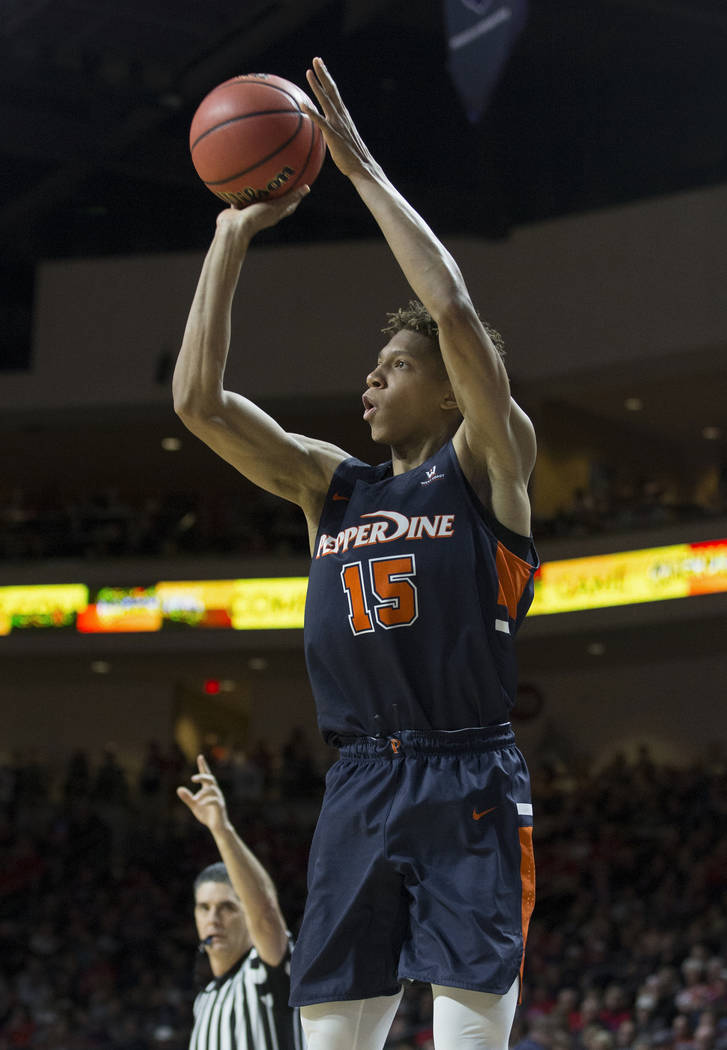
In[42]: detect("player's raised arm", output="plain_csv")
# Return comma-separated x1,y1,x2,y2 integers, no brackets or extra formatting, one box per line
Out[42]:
302,57,535,535
172,195,348,536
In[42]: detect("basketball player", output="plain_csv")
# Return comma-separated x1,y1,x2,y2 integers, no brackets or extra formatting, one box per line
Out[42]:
177,755,303,1049
174,57,537,1050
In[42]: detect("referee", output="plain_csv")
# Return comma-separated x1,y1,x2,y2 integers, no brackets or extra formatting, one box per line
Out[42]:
177,755,304,1050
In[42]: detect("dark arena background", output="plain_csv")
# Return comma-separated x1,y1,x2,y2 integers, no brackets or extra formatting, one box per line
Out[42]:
2,1,727,1047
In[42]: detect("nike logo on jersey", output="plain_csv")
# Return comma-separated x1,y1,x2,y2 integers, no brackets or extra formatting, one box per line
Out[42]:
472,806,496,820
316,509,455,558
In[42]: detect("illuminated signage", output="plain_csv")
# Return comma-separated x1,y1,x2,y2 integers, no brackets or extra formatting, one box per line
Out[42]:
76,586,163,633
230,578,308,630
531,538,727,615
1,537,725,635
0,584,89,635
0,578,308,635
156,580,236,628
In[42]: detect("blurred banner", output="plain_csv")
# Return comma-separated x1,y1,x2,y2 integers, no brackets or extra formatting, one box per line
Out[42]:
531,539,727,616
2,539,726,635
445,0,528,122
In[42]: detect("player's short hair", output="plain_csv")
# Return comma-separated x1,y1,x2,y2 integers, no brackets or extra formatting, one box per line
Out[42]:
382,299,506,360
194,861,231,894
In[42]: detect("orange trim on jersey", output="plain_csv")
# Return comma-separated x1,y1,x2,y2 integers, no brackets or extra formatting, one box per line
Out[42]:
518,825,536,1000
496,542,534,621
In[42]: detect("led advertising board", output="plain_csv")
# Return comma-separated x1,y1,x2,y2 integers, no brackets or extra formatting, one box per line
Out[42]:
1,539,725,635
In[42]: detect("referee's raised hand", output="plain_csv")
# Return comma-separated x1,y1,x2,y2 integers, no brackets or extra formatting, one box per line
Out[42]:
178,753,290,971
176,754,230,835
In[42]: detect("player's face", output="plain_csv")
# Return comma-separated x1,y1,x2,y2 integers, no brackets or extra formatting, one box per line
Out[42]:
194,880,251,967
362,329,453,446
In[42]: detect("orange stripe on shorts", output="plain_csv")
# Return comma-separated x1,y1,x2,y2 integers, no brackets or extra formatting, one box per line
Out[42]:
518,825,536,998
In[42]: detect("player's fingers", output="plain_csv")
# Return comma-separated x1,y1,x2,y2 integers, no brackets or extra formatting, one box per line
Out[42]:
299,94,324,127
306,60,342,117
176,786,194,805
281,186,310,214
298,85,323,118
263,187,310,225
311,57,339,100
307,60,354,140
305,67,331,115
197,754,209,772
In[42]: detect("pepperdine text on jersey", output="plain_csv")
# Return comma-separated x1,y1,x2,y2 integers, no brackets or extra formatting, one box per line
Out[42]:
315,510,456,559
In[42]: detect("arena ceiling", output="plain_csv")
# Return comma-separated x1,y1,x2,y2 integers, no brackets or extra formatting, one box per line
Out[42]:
2,1,727,307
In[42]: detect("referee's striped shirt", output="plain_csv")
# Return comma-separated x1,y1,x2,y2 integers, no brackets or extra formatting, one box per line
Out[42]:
189,942,304,1050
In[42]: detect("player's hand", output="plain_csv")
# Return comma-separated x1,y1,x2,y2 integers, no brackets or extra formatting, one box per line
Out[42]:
303,57,376,179
176,754,230,835
215,185,310,238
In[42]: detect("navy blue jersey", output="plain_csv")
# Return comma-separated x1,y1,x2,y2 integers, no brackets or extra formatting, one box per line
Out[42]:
304,440,538,743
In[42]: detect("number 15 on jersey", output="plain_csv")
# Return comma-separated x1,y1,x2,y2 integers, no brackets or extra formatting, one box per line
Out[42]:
340,554,419,636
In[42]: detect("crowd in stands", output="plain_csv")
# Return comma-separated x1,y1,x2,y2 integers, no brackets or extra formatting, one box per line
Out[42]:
0,487,310,562
1,740,725,1049
2,467,726,562
533,474,726,540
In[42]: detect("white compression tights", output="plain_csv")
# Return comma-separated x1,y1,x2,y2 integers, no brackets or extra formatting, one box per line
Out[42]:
300,977,519,1050
300,991,403,1050
431,978,519,1050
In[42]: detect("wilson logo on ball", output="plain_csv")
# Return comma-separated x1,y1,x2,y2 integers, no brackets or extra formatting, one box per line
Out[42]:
217,165,296,206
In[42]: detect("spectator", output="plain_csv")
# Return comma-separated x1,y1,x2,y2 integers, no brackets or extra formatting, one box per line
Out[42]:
93,749,129,807
138,740,164,807
515,1016,556,1050
63,749,90,801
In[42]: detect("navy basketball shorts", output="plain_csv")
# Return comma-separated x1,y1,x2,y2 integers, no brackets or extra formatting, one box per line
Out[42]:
289,723,535,1007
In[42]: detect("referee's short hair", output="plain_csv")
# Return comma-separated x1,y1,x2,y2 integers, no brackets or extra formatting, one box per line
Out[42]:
194,861,231,894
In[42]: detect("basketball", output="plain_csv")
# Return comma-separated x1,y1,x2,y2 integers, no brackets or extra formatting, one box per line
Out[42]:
189,73,326,207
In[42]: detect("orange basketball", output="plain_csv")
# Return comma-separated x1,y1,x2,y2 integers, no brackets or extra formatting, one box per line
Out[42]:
189,73,326,206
